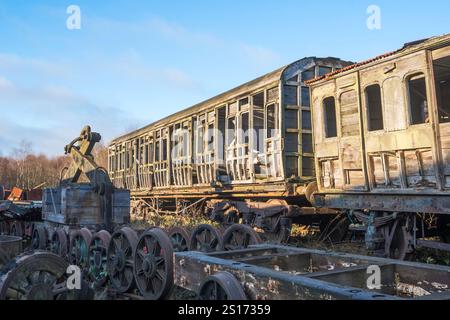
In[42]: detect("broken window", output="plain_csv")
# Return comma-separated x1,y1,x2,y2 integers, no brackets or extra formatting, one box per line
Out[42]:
252,93,264,152
227,117,236,145
148,142,154,163
240,112,250,144
319,66,332,77
162,139,168,161
266,104,278,138
217,106,226,162
433,56,450,123
196,125,204,154
302,110,312,130
301,67,315,81
408,73,429,125
284,85,298,105
301,87,310,107
207,123,214,151
155,141,160,162
365,84,384,131
323,97,337,138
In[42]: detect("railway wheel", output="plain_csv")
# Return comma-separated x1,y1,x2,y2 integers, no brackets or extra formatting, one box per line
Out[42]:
385,218,412,260
50,229,68,257
222,224,262,251
0,251,69,300
133,228,174,299
10,222,23,238
31,225,48,250
198,271,247,300
88,230,111,288
69,228,92,269
107,227,138,293
189,224,222,252
168,227,190,252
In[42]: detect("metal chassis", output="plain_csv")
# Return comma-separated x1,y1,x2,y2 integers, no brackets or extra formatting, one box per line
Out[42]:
174,244,450,300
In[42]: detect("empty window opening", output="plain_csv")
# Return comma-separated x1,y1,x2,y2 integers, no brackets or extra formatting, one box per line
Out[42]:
207,123,214,151
155,141,160,162
301,67,316,81
239,98,249,108
148,142,154,163
266,104,278,138
240,112,250,144
162,139,168,161
323,97,337,138
319,66,333,77
301,87,310,107
302,110,312,130
366,84,384,131
196,125,204,154
217,107,226,162
284,85,298,105
227,117,236,145
252,93,265,152
408,74,429,125
434,56,450,123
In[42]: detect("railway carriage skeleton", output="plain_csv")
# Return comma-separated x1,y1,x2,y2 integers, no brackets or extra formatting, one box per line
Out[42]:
108,57,354,247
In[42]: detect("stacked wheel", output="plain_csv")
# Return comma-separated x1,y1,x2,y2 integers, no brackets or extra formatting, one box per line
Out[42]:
133,227,174,299
31,225,48,250
198,271,247,300
222,224,262,251
50,229,68,257
0,251,69,300
88,230,111,288
69,228,92,270
107,227,138,293
168,227,190,252
189,224,222,252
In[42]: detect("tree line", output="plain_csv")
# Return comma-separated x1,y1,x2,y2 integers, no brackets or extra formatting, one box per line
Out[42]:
0,141,108,190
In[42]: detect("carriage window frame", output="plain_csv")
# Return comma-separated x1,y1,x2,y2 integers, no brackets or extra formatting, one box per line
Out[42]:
266,103,278,139
323,96,338,138
406,73,430,126
365,84,384,132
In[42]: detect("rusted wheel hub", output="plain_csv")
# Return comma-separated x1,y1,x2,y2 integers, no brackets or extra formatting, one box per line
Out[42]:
189,224,222,252
88,230,111,288
112,250,126,272
142,255,157,278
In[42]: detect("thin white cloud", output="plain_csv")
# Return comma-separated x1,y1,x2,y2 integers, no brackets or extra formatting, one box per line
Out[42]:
0,53,66,77
0,77,142,156
0,76,14,90
89,16,281,67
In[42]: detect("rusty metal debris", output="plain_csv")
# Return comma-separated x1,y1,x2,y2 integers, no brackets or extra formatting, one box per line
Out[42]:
174,244,450,300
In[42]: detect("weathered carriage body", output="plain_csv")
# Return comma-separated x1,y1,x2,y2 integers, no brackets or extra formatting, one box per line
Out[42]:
308,34,450,256
109,58,350,199
108,57,352,240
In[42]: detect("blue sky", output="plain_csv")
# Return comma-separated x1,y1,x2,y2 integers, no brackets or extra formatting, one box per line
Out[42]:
0,0,449,156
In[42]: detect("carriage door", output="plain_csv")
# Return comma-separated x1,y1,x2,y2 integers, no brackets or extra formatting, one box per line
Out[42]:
433,48,450,187
338,87,366,190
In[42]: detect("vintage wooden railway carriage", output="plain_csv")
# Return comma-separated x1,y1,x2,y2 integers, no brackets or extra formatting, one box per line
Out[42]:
307,34,450,259
108,57,352,241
